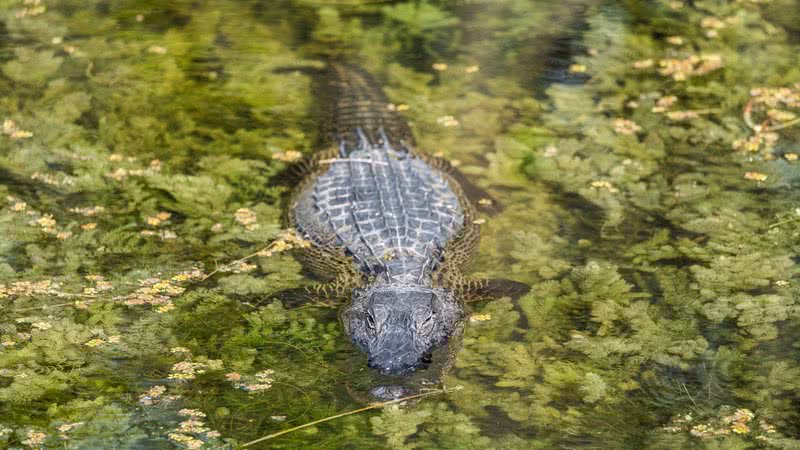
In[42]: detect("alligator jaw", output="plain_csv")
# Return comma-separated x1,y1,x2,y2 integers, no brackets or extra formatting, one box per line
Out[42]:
342,284,463,376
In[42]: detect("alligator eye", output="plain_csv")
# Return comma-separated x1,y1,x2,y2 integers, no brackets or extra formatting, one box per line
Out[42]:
421,352,433,364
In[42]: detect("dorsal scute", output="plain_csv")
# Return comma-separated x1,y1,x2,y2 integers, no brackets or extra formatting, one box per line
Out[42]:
294,137,464,285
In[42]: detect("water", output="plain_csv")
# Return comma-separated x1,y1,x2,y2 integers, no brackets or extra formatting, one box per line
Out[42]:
1,0,799,448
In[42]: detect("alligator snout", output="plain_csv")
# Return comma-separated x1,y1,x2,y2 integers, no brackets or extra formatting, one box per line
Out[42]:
368,348,433,375
369,356,417,376
368,344,424,375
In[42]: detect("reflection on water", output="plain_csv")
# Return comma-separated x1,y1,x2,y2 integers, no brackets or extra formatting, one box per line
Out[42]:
1,0,799,448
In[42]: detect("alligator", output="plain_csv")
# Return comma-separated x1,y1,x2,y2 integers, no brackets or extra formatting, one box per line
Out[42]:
287,62,528,392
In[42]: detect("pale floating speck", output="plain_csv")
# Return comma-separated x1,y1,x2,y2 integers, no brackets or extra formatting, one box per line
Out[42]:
569,64,587,73
472,218,486,225
10,129,33,139
590,180,619,193
147,45,167,55
58,422,85,437
157,302,176,313
84,338,105,347
700,16,726,30
32,321,52,331
168,432,204,449
743,171,767,181
436,115,460,127
432,62,448,71
654,95,678,111
658,54,723,81
178,409,207,418
666,110,700,121
272,150,303,162
731,422,749,434
783,153,798,162
160,230,177,240
478,198,493,206
469,314,492,323
22,431,47,448
225,372,242,381
220,261,257,273
2,119,33,139
543,145,559,157
666,36,684,45
138,385,167,405
465,65,480,74
767,109,797,122
255,369,275,380
612,118,642,135
15,2,46,18
234,208,258,229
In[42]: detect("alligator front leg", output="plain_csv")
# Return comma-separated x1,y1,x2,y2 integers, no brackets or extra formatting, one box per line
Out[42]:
462,278,531,303
437,269,530,303
269,274,358,308
304,273,360,300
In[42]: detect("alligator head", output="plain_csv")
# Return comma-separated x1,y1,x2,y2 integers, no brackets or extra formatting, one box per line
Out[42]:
341,284,463,376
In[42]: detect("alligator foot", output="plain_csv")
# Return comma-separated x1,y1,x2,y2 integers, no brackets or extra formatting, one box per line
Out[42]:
465,278,531,303
369,384,410,400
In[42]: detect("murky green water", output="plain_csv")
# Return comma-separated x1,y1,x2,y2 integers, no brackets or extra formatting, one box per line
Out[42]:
1,0,800,448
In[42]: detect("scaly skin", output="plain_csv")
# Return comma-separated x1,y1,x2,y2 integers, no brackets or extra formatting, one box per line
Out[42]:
288,63,526,397
293,126,466,375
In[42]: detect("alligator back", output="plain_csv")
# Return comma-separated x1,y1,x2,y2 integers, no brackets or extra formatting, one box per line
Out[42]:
293,133,464,285
293,63,468,286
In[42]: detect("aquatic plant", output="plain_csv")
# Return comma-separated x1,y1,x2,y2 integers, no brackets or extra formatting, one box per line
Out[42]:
0,0,799,448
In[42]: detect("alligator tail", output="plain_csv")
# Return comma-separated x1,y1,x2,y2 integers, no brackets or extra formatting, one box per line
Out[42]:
317,62,415,152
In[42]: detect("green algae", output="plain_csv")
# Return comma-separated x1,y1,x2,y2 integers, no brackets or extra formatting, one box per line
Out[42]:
1,0,800,448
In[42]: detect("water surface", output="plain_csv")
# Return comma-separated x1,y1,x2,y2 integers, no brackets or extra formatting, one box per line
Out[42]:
1,0,800,448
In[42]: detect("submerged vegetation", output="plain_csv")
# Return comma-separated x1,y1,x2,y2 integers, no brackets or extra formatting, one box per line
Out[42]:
0,0,799,448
